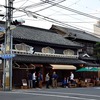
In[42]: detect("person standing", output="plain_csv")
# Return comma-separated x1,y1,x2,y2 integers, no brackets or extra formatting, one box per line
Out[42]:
70,72,74,84
38,72,43,88
27,72,33,88
45,72,50,88
52,71,58,88
62,77,66,88
32,71,36,88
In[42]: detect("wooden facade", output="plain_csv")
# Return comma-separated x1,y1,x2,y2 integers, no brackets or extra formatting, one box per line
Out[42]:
0,21,87,88
51,25,100,79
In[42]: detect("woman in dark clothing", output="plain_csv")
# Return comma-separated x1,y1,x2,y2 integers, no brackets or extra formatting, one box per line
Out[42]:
27,72,33,88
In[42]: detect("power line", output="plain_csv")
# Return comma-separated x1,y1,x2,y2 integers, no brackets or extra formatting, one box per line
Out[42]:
62,21,95,23
47,0,81,17
0,3,100,36
13,0,30,14
67,0,81,7
24,0,99,28
33,0,66,13
40,0,100,20
1,1,100,21
18,8,100,37
18,0,29,8
14,0,27,4
21,1,46,9
9,6,99,34
47,12,100,16
45,8,96,26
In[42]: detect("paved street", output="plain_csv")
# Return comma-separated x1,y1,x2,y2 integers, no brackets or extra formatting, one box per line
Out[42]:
0,87,100,100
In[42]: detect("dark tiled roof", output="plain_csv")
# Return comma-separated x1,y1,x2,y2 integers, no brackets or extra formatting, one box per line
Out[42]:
79,56,97,61
13,26,81,47
13,54,86,64
0,21,81,48
51,25,100,42
86,62,100,67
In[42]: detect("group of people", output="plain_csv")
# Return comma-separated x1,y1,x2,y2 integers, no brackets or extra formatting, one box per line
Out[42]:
27,71,75,89
45,71,58,88
62,72,75,88
27,71,43,88
27,71,58,89
45,71,75,88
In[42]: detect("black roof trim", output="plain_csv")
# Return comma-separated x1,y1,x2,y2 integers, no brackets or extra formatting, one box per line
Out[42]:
13,54,86,64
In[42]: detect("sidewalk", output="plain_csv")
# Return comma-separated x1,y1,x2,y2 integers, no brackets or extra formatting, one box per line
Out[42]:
0,86,66,92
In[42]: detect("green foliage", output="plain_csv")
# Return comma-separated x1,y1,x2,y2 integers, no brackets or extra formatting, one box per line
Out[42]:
94,42,100,58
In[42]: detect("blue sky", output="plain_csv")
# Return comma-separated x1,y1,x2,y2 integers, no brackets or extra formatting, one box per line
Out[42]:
0,0,100,32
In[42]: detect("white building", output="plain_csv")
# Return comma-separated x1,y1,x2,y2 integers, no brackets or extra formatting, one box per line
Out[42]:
94,21,100,37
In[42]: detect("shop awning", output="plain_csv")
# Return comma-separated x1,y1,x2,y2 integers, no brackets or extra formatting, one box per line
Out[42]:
50,64,76,70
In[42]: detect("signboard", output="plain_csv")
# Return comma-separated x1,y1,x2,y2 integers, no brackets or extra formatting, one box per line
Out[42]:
0,54,16,59
0,27,5,33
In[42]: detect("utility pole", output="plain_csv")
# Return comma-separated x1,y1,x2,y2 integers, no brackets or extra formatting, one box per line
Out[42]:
3,0,14,91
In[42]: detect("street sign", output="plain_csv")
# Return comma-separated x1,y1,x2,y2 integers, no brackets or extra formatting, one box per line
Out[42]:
0,54,16,59
0,27,5,33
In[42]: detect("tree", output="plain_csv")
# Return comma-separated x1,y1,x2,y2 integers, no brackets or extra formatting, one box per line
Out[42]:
94,42,100,62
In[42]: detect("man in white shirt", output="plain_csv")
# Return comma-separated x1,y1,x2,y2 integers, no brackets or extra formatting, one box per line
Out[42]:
33,71,36,88
70,72,74,83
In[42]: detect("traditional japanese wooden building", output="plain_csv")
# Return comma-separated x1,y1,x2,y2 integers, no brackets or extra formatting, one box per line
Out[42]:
0,21,86,88
51,25,100,66
51,25,100,78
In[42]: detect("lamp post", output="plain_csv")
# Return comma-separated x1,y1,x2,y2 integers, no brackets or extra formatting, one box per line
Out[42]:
3,0,14,91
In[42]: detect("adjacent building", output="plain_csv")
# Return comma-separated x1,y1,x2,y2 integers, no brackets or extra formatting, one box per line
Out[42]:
94,21,100,36
51,25,100,77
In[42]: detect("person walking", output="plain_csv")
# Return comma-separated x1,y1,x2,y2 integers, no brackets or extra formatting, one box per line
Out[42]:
45,72,50,88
